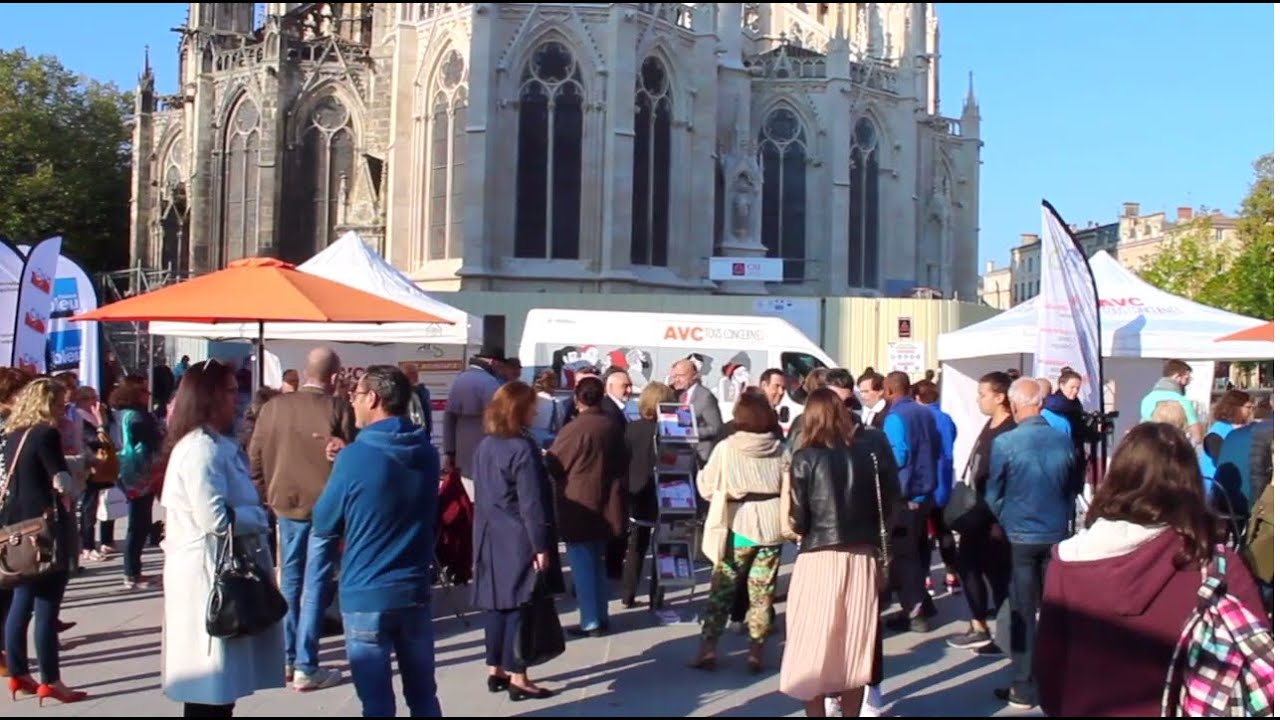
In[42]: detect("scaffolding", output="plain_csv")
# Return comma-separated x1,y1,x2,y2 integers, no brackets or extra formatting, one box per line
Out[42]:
94,262,185,378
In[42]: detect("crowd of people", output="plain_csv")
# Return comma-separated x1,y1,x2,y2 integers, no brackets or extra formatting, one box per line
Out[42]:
0,346,1270,718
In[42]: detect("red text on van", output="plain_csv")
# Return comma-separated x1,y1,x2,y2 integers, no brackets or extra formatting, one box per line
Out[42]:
664,326,705,342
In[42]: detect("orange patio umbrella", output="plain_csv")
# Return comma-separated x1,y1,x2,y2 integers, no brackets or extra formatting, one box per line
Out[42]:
74,257,452,325
73,257,453,382
1216,321,1274,343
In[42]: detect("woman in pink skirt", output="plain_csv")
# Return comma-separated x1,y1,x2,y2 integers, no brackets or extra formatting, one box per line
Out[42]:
780,388,900,716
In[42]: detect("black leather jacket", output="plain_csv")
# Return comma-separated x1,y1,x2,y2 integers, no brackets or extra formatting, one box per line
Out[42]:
789,430,901,554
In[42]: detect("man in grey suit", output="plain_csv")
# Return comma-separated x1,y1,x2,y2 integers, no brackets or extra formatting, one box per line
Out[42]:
669,359,724,466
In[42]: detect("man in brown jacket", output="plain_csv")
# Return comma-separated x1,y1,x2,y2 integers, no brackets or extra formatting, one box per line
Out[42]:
250,346,357,692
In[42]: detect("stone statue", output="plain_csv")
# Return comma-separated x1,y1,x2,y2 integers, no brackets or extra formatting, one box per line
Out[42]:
731,172,754,239
725,150,762,243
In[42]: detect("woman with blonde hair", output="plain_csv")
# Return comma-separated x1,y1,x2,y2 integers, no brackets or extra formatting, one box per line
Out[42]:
1,378,85,705
780,388,899,717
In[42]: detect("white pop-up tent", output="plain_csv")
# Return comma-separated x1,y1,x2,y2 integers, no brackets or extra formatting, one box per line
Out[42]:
151,232,479,346
939,250,1272,478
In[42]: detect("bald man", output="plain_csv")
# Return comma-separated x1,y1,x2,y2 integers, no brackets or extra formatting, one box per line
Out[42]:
249,345,356,691
668,358,723,464
983,376,1078,709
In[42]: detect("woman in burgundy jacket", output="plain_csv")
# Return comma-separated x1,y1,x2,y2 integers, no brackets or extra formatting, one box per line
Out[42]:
1035,422,1268,717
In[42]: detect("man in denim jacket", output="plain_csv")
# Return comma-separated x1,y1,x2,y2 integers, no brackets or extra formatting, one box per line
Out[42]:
985,377,1080,711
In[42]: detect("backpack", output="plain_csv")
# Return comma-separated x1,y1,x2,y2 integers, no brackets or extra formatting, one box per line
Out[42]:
116,409,154,499
1161,547,1275,717
1243,483,1273,586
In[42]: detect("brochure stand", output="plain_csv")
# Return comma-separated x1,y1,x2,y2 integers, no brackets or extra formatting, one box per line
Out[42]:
647,402,701,611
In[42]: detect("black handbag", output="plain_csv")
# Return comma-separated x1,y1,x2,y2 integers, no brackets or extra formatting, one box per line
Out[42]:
513,574,565,668
205,518,288,639
943,452,993,535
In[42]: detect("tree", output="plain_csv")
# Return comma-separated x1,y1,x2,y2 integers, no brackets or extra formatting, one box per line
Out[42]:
1140,153,1274,322
1223,154,1275,321
0,48,132,272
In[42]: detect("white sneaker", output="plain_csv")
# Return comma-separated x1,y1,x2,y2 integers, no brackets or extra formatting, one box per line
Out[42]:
293,667,342,691
825,696,842,716
861,685,883,717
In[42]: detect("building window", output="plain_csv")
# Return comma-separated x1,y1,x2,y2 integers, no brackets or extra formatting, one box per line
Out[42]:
759,106,807,283
418,49,468,264
849,116,880,289
514,41,584,260
630,55,673,267
284,94,356,262
160,136,190,275
220,99,260,266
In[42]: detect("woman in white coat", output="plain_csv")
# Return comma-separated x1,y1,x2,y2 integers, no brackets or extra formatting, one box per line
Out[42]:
160,360,284,718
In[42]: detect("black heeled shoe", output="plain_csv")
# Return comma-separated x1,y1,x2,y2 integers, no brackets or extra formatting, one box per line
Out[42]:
486,675,510,693
508,684,554,701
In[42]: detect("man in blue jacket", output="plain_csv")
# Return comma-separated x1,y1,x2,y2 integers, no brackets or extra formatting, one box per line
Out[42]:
985,377,1079,711
882,371,941,633
312,365,442,717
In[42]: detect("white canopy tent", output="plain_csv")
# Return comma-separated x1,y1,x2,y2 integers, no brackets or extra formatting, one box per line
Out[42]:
151,232,479,346
940,250,1272,479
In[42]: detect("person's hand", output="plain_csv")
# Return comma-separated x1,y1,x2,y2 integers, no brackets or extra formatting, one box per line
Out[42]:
88,401,105,427
314,434,347,462
532,551,549,573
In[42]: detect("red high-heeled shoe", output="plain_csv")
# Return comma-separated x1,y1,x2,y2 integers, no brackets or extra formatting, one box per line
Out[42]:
36,683,87,706
7,675,37,700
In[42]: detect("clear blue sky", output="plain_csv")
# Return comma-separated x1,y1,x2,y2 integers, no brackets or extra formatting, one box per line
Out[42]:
0,3,1272,273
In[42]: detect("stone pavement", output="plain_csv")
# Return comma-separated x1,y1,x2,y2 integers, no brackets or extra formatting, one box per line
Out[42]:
0,548,1044,717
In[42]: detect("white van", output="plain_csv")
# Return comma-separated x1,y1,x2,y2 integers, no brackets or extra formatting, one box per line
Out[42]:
517,308,837,430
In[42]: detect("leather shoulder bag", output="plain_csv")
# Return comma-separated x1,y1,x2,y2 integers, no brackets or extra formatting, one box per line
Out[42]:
0,429,68,589
206,509,288,639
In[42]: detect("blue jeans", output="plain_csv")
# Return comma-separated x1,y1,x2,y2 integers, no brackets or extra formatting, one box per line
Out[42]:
565,540,609,631
122,494,154,579
278,517,336,674
1008,542,1053,703
344,604,441,717
5,572,69,684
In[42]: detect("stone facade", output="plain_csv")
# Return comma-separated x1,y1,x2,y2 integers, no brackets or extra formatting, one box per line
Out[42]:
130,2,983,299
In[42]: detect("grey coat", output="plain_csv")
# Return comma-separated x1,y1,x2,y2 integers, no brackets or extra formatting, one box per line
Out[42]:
443,364,504,478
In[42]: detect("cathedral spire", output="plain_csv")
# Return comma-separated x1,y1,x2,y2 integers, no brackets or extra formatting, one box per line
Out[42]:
136,45,155,115
828,4,850,80
964,71,979,112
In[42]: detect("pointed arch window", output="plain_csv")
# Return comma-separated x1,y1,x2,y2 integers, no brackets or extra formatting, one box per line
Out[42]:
514,41,584,260
220,100,260,265
849,115,880,289
160,136,190,274
631,55,672,267
421,49,469,263
285,94,356,262
759,106,807,283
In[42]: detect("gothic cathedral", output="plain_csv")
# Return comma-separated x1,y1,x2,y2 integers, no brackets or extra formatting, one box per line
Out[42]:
129,3,981,299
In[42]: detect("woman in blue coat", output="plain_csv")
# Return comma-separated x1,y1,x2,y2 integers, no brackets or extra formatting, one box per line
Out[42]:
471,381,563,702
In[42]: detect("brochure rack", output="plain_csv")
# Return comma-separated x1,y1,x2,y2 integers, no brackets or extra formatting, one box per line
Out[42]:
646,402,702,609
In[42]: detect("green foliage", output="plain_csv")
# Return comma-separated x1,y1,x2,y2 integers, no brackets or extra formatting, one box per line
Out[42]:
0,48,132,272
1140,153,1274,322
